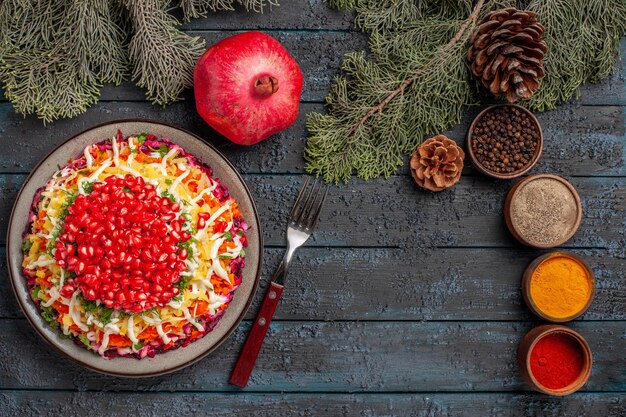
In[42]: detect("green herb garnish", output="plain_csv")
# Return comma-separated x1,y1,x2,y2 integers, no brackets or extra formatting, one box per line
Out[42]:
174,276,192,291
136,133,147,145
223,231,233,241
22,239,33,254
177,240,194,258
161,190,176,202
40,305,59,329
81,296,115,326
164,178,172,185
78,334,92,348
133,342,144,350
31,285,42,301
148,144,170,157
81,181,95,194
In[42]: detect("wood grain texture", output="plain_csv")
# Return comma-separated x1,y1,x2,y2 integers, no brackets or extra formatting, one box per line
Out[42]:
0,2,623,413
0,391,624,417
0,31,367,104
1,174,623,249
178,0,354,30
0,320,622,392
0,103,623,176
2,36,623,106
1,247,624,321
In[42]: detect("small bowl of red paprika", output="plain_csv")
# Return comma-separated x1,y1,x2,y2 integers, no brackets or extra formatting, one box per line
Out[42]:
518,325,592,396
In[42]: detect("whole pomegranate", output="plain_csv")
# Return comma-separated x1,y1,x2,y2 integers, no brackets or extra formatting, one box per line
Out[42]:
194,31,304,146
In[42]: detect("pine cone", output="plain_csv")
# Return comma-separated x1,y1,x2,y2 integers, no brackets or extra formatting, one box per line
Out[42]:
467,8,547,102
410,135,464,192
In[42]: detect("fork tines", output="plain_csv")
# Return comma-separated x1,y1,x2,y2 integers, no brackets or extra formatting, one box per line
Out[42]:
289,177,328,230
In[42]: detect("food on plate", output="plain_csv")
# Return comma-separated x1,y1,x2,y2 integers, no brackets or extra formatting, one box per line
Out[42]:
22,131,248,359
194,31,304,146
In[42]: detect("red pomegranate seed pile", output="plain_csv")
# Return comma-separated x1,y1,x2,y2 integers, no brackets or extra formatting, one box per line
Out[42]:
55,175,192,313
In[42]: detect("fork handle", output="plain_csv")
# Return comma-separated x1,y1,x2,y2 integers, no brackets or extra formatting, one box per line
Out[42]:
229,281,284,387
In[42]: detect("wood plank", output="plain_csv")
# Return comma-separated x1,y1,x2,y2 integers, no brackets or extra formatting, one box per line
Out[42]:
0,391,624,417
0,31,367,104
574,38,626,106
0,102,623,176
1,36,624,106
0,320,622,392
2,247,623,321
178,0,354,30
95,35,626,105
1,174,623,248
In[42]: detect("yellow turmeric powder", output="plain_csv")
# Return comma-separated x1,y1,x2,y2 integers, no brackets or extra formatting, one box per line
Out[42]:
529,255,592,319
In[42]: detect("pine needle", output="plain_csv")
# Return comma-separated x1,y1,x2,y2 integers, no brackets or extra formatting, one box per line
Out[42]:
0,0,277,122
0,0,126,123
123,0,206,106
179,0,279,20
306,0,485,183
305,0,626,183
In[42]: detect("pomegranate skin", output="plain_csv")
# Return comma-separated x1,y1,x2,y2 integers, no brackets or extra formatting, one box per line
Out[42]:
194,31,304,146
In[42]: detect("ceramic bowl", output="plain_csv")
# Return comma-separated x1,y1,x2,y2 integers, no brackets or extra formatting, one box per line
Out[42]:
522,251,595,322
518,325,593,396
6,120,263,377
504,174,582,248
466,104,543,179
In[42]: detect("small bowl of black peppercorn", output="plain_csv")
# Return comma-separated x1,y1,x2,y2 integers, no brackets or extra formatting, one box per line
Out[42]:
466,104,543,179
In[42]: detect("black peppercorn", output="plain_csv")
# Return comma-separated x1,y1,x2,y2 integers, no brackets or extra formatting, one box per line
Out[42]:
470,105,541,175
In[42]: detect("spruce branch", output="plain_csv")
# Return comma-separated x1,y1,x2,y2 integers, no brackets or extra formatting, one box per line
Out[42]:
0,0,125,123
0,0,278,122
308,0,626,183
123,0,206,105
524,0,626,111
351,0,485,134
179,0,278,20
306,0,485,183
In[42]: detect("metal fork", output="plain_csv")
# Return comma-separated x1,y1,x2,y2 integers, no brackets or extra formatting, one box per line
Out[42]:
230,177,328,388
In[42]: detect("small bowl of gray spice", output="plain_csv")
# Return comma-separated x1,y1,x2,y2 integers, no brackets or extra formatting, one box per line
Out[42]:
504,174,583,248
467,104,543,179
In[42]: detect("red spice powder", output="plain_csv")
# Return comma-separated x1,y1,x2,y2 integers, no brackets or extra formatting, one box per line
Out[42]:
530,332,585,390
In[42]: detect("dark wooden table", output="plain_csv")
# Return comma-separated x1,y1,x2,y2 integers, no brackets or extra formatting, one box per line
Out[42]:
1,2,624,416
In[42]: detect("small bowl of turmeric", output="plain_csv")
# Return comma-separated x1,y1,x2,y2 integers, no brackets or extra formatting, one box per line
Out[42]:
522,252,595,322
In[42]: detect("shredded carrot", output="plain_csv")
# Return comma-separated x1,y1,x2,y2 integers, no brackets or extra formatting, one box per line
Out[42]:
108,334,132,347
190,300,210,316
190,330,204,340
138,326,158,341
36,275,53,289
53,301,69,314
187,181,198,193
137,322,183,342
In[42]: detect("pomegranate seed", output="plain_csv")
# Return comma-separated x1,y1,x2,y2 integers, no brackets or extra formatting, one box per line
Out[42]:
58,176,194,312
